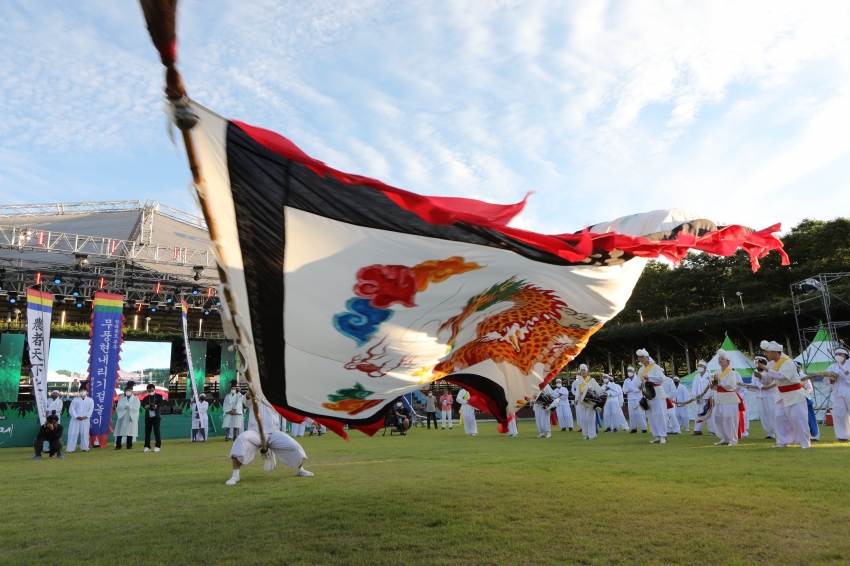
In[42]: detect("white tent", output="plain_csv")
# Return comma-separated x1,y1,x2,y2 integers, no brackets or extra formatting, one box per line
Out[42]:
795,327,838,374
682,333,755,383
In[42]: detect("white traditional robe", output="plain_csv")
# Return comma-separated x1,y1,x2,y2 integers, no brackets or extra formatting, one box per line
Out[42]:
67,396,94,451
457,389,477,435
507,413,518,436
191,400,210,441
222,392,244,438
622,376,647,432
825,360,850,440
46,397,64,424
571,378,582,432
641,363,668,439
577,377,602,439
533,385,554,436
691,371,714,433
751,370,777,438
714,369,741,445
757,357,809,448
662,376,680,433
230,402,306,469
602,382,623,431
114,395,140,439
553,385,573,430
674,383,691,431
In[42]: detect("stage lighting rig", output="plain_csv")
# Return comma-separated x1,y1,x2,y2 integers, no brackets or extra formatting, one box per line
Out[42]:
191,285,199,295
74,253,89,268
8,292,18,304
192,266,204,281
53,273,62,284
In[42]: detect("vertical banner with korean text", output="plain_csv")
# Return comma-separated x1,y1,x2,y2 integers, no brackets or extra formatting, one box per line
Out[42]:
26,289,53,424
0,333,25,403
180,300,202,407
88,292,123,446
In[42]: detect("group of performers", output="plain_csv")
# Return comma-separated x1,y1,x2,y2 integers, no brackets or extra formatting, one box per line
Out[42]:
522,341,847,448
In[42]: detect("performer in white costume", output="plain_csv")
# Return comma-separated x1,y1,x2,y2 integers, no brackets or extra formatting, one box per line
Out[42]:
222,381,244,441
66,385,94,452
46,390,64,424
506,413,519,436
690,361,713,435
553,378,573,431
576,364,602,440
824,347,850,441
226,396,312,484
799,367,819,441
637,349,668,444
622,367,647,434
532,384,556,438
751,355,777,439
114,381,140,450
673,376,691,432
191,393,210,442
457,388,478,436
602,375,623,432
754,340,810,449
712,349,741,446
662,374,681,434
736,378,750,438
571,376,582,432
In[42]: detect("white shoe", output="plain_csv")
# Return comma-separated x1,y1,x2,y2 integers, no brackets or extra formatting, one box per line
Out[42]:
650,439,660,444
660,438,666,444
771,444,789,449
538,434,544,438
66,450,75,453
153,447,160,452
714,441,728,446
225,476,240,485
143,447,150,452
296,468,314,477
545,432,551,438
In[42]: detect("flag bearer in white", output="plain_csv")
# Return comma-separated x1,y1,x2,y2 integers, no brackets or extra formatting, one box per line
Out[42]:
662,374,681,434
712,350,741,447
226,395,312,484
66,385,94,452
622,367,647,434
754,340,810,449
457,388,478,436
602,375,623,432
637,349,668,444
222,380,243,441
571,376,582,432
576,365,602,440
673,376,691,432
46,390,63,424
553,378,573,431
824,347,850,442
114,382,140,450
751,356,777,439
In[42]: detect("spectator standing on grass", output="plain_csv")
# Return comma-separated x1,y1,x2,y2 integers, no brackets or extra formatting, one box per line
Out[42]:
114,381,140,450
46,390,63,424
424,390,438,429
30,414,64,460
66,384,93,452
143,383,163,452
222,380,243,441
440,388,453,430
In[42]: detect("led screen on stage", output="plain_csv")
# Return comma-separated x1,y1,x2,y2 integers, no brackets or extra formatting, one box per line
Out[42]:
49,338,172,387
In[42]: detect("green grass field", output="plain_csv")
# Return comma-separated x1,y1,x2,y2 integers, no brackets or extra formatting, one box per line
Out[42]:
1,420,848,566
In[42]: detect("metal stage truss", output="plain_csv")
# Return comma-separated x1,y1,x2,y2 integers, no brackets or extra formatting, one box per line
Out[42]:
791,272,850,358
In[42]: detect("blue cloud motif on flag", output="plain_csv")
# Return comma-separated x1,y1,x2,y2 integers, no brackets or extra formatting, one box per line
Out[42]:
333,297,394,346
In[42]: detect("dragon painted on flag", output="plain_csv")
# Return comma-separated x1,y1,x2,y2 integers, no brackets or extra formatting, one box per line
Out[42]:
139,0,789,438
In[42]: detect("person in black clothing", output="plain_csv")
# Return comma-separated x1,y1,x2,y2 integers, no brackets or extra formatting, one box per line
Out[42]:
390,399,410,435
143,383,163,452
31,414,64,459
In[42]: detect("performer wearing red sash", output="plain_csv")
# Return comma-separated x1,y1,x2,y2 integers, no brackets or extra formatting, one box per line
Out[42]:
754,340,810,449
637,349,668,445
712,349,741,446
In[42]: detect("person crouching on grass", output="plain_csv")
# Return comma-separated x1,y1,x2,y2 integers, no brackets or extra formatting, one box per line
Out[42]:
226,392,312,485
30,414,64,460
391,399,410,435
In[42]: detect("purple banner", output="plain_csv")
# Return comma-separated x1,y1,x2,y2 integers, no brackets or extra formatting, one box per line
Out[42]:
88,292,124,438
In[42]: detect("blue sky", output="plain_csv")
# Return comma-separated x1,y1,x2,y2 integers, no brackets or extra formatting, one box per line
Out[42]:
49,338,171,374
2,1,849,234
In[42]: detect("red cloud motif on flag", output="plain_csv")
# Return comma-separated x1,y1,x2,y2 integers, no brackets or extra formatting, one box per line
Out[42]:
354,264,418,308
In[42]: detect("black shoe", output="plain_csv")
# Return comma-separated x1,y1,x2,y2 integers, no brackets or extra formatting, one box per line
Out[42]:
561,428,566,431
642,430,648,433
764,436,774,440
630,430,637,433
114,446,121,450
603,428,611,433
569,428,573,431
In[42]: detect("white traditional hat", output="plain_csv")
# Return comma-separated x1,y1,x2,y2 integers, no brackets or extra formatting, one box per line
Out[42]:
51,389,60,394
717,348,733,362
636,348,649,357
835,348,848,357
754,355,767,363
627,366,635,371
579,364,588,371
697,360,707,367
555,378,563,383
760,340,783,352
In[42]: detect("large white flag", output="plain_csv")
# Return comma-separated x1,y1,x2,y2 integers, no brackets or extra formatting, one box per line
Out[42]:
26,289,53,425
